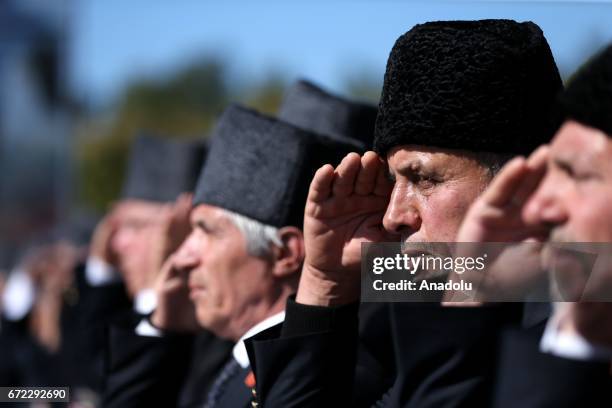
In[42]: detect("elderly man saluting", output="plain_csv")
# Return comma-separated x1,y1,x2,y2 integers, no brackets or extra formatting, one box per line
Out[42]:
454,44,612,407
246,19,563,407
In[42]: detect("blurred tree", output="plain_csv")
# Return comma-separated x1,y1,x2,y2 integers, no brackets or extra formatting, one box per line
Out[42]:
75,56,382,211
344,69,382,104
76,57,229,211
239,74,286,115
76,57,288,211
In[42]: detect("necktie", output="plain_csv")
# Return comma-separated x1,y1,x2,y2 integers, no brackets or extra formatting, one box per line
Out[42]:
203,357,241,407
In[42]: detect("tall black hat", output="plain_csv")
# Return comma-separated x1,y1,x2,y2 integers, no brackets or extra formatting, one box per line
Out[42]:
557,44,612,137
278,79,378,148
374,19,562,156
193,105,363,228
121,133,207,203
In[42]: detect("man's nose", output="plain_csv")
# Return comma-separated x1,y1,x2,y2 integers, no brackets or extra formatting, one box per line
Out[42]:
111,227,133,254
382,185,422,236
172,234,202,270
523,175,568,228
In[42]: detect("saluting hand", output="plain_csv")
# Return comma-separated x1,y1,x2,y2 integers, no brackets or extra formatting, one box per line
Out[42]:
150,252,200,333
90,211,120,267
446,146,551,302
457,145,551,243
297,151,397,306
146,193,194,288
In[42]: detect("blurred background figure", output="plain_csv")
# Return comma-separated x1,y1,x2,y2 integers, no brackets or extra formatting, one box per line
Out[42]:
0,134,205,407
97,133,206,310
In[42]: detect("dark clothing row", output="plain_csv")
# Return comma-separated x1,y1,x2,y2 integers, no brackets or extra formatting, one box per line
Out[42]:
0,263,131,392
103,315,234,408
246,299,612,407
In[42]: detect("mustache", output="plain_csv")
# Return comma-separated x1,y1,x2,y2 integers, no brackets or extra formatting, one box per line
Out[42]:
400,237,452,257
548,228,571,244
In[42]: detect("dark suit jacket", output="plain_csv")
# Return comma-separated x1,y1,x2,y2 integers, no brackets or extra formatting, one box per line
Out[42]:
103,314,233,408
246,299,523,407
246,299,396,407
59,263,133,392
494,326,612,408
0,318,62,387
212,364,254,408
383,303,522,407
178,333,236,407
0,263,131,392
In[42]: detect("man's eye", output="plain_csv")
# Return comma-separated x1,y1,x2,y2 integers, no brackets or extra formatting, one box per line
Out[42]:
558,163,595,182
560,166,574,178
574,172,599,182
125,220,148,230
411,174,437,187
419,179,436,188
555,160,579,179
196,221,212,233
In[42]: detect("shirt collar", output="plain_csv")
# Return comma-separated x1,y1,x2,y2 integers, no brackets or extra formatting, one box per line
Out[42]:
232,311,285,368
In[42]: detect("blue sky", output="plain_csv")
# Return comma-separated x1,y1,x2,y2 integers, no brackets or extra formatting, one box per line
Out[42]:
69,0,612,105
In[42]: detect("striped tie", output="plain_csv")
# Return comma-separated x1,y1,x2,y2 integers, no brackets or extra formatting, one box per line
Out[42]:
203,357,241,408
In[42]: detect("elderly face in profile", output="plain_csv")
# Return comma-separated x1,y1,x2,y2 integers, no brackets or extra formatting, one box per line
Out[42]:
110,199,167,296
522,121,612,301
524,121,612,244
383,145,496,243
170,204,303,341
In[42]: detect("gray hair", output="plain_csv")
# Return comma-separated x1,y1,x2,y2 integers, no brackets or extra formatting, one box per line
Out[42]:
221,209,282,258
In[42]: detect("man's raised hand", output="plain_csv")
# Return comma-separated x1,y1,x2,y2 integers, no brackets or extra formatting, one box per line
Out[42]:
297,151,397,306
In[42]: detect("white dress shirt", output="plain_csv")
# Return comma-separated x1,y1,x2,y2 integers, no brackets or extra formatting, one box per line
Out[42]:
136,310,286,370
540,302,612,362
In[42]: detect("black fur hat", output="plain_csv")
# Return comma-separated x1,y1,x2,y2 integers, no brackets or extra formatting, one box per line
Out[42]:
278,79,378,148
121,133,206,202
193,105,363,228
557,44,612,137
374,19,562,156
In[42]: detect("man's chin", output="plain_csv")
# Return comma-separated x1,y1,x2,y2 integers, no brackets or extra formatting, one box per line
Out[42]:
196,312,232,339
195,308,212,329
541,230,573,267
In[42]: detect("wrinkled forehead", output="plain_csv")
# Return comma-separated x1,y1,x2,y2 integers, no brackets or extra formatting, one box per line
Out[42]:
550,120,612,169
188,204,249,250
190,203,230,225
385,144,487,174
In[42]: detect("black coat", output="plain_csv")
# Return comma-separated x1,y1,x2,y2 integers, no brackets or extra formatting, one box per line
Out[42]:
103,314,233,408
0,264,132,391
246,299,524,407
58,263,133,391
0,318,62,387
493,326,612,408
246,301,394,407
209,363,254,408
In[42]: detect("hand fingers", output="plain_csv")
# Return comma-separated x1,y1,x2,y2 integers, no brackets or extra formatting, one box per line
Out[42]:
354,151,381,195
480,156,528,207
175,192,193,210
155,257,175,291
373,158,393,197
98,212,119,239
172,193,193,221
332,153,362,197
526,145,549,169
308,164,335,203
512,145,549,207
159,254,181,282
